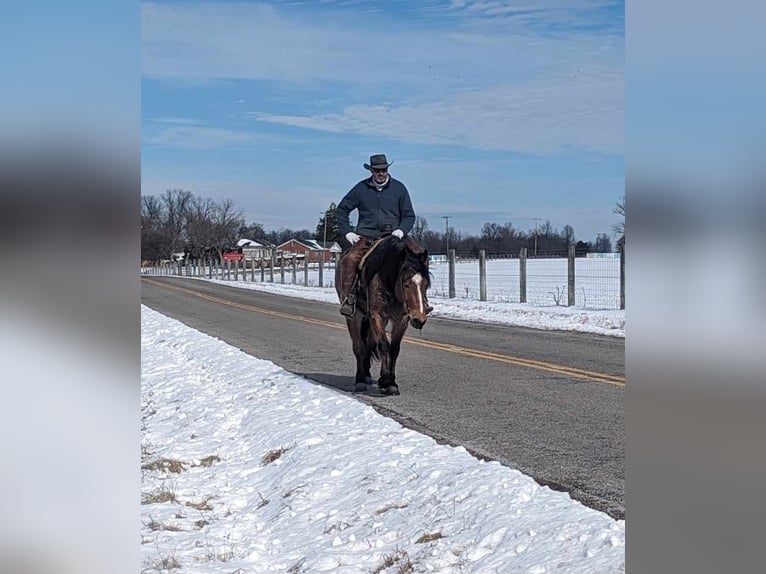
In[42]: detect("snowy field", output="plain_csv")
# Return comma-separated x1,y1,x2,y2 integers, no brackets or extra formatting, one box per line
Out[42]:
146,256,622,310
141,306,625,573
142,262,625,338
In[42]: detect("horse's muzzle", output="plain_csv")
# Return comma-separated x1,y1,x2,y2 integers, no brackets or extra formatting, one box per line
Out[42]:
410,317,426,330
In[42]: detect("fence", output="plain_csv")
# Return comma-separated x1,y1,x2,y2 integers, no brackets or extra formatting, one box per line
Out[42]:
141,246,625,311
429,247,625,310
142,251,340,288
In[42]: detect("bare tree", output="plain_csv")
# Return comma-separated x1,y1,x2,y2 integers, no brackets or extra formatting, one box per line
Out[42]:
612,195,625,236
160,189,194,259
211,198,245,260
594,232,613,253
562,224,575,247
412,216,429,242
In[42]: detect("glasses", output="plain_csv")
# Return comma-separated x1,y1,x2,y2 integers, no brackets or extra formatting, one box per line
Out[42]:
373,168,388,174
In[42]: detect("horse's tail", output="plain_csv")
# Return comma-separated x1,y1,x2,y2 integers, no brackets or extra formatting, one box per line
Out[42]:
359,236,404,287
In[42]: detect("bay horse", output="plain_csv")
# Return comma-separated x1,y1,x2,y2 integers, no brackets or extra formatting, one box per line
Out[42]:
335,235,431,396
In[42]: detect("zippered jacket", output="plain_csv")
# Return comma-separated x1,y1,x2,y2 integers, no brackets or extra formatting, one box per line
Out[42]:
335,176,416,238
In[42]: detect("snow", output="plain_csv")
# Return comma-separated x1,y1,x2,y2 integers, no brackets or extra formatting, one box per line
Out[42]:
151,257,624,338
141,297,625,572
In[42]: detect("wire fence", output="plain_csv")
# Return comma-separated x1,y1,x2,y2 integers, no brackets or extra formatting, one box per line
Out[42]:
142,247,625,310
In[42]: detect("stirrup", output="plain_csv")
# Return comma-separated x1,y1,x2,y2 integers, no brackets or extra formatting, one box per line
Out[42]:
340,293,356,317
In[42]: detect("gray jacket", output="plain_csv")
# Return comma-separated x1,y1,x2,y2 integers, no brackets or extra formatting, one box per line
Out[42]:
335,176,416,239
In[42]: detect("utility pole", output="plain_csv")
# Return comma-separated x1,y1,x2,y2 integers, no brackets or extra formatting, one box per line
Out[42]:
533,217,541,257
442,215,451,255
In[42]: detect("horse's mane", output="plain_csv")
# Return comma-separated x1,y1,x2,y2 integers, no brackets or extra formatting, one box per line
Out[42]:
360,236,431,289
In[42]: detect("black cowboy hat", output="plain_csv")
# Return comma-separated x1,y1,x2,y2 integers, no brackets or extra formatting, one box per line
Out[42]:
363,154,393,171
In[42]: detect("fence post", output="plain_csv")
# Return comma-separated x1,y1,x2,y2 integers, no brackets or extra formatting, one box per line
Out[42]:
318,253,324,287
519,247,527,303
567,245,576,306
479,250,487,301
260,258,265,281
269,250,275,282
235,258,240,281
304,255,309,286
620,244,625,310
292,255,297,284
249,258,254,282
448,249,456,299
280,256,285,284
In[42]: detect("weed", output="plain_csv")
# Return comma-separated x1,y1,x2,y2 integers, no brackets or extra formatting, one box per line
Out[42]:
415,531,443,543
261,447,288,466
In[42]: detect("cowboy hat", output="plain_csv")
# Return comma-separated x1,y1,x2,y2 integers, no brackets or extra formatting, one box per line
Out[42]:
363,154,393,171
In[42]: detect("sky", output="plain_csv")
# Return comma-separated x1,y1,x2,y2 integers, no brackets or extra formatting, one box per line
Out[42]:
141,0,624,242
141,304,625,572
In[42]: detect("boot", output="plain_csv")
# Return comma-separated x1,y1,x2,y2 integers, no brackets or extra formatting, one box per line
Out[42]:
340,292,356,317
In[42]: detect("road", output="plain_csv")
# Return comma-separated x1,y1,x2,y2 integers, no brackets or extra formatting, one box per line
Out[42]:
141,276,625,519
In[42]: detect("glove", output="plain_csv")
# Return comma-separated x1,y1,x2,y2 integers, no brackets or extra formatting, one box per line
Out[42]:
345,232,361,245
392,229,404,239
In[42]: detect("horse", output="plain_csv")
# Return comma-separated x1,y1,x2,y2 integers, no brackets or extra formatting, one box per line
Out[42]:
335,235,431,396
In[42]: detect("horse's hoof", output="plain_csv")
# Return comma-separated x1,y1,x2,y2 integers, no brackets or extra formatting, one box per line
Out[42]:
354,382,368,393
379,384,400,396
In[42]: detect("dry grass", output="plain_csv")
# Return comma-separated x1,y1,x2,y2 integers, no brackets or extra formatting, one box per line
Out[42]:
261,447,288,466
374,502,409,515
372,549,412,574
185,496,214,511
287,557,306,573
194,519,209,530
145,517,183,532
142,458,187,474
415,531,443,544
143,552,181,572
141,487,178,505
194,455,221,468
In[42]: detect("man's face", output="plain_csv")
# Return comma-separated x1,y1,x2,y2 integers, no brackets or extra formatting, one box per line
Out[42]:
372,168,388,184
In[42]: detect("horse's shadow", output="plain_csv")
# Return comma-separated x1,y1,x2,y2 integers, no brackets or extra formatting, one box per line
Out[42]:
300,372,358,394
300,372,389,397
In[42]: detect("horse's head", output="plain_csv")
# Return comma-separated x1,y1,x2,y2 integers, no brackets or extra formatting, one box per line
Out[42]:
360,236,432,329
398,248,431,330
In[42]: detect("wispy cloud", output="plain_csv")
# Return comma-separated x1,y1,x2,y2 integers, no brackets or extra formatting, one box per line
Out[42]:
150,116,207,125
142,125,264,150
253,69,623,154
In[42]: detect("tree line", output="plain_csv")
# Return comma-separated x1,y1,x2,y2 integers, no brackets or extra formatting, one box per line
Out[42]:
142,189,624,263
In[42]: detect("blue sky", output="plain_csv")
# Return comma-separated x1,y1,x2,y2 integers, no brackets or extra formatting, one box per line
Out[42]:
142,0,624,241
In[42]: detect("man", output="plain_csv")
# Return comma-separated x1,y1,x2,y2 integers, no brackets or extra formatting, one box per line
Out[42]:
335,153,417,317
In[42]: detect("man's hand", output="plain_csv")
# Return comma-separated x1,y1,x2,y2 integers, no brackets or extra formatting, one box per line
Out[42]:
392,229,404,239
345,232,361,245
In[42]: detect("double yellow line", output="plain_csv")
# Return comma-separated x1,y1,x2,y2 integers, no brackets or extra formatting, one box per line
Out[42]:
143,278,625,387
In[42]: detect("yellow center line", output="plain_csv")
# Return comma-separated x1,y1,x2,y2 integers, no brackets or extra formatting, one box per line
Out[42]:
143,278,625,387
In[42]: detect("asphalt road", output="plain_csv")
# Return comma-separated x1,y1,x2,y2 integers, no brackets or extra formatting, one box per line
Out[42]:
141,276,625,519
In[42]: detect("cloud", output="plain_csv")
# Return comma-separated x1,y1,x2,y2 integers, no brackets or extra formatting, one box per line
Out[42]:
141,2,622,87
142,125,264,150
253,69,623,154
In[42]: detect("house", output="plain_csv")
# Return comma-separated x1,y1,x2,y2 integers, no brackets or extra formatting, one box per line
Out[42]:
277,238,341,264
237,238,270,261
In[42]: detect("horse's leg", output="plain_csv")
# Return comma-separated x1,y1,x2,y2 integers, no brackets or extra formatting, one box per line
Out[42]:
368,313,391,387
379,318,408,395
348,316,369,386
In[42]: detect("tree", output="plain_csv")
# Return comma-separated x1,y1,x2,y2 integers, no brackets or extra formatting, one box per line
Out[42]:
594,233,613,253
316,203,337,244
412,216,429,242
612,195,625,236
160,189,193,259
562,225,575,248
